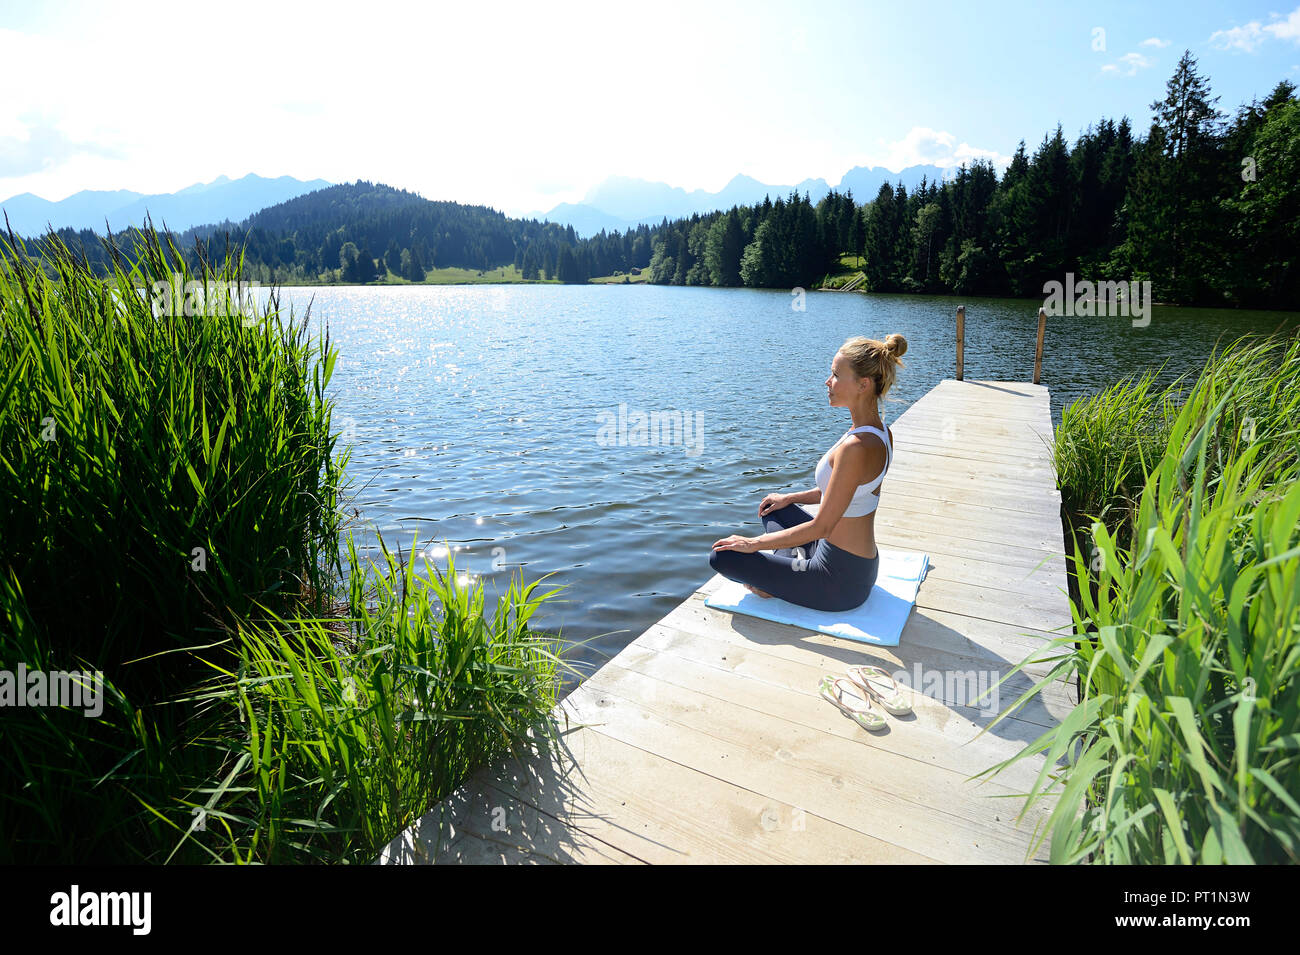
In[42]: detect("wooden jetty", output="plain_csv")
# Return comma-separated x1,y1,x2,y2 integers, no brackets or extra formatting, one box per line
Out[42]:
377,372,1079,864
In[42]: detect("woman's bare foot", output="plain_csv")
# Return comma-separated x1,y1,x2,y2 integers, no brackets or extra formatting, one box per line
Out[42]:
745,584,774,598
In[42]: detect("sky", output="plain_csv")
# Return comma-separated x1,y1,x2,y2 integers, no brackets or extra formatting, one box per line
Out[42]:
0,0,1297,218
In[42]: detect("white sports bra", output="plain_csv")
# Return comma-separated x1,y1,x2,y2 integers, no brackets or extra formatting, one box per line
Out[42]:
813,423,892,517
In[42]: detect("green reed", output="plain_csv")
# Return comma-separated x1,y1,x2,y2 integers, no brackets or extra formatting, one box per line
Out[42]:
0,225,346,691
979,331,1300,863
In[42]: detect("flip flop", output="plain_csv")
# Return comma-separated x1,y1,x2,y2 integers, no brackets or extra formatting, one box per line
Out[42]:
818,675,886,731
846,665,912,716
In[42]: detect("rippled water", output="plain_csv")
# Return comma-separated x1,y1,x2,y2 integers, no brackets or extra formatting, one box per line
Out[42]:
270,283,1299,684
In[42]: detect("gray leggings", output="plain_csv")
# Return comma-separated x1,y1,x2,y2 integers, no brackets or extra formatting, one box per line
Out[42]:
708,502,879,612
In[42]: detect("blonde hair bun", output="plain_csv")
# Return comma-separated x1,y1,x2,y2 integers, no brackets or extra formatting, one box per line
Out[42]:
884,333,908,360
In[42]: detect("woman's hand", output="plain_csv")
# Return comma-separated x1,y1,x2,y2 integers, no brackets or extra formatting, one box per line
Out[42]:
758,493,790,517
712,534,761,554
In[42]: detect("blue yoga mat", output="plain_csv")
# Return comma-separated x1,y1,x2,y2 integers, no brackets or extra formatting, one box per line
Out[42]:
703,547,930,647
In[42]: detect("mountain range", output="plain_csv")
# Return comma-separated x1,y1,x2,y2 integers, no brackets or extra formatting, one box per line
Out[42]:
522,164,950,237
2,164,953,239
0,174,332,235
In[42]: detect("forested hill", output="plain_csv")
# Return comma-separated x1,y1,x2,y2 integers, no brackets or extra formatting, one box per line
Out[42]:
27,180,658,285
218,179,656,281
212,181,529,281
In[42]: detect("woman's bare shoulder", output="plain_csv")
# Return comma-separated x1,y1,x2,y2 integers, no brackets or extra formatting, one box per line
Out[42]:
841,432,887,465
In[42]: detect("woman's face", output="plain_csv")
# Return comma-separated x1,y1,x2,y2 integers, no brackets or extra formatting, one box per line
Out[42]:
826,351,867,407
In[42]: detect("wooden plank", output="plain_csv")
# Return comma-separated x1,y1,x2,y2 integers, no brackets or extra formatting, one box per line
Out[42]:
910,576,1073,632
374,760,645,865
879,468,1062,502
879,510,1067,559
893,430,1056,463
930,379,1052,400
895,404,1055,428
663,597,1078,724
897,409,1053,429
486,719,941,864
824,516,1070,575
616,628,1072,777
892,410,1057,440
868,527,1069,600
877,476,1063,515
893,434,1055,463
890,446,1057,480
562,672,1054,863
875,491,1066,541
899,398,1052,421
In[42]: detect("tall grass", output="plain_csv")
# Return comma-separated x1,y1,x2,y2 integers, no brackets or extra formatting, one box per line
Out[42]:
0,226,345,695
981,332,1300,863
157,537,566,864
1052,364,1188,543
0,226,568,863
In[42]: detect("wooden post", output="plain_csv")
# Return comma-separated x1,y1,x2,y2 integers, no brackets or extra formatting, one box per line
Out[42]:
1034,306,1046,384
955,305,965,381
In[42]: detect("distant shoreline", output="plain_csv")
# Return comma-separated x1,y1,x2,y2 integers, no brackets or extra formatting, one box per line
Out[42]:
240,266,655,288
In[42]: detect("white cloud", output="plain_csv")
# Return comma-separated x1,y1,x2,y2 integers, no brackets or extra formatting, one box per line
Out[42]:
1210,6,1300,52
1210,22,1267,52
1101,52,1155,76
1266,7,1300,41
0,117,123,178
1140,37,1170,48
874,127,1011,176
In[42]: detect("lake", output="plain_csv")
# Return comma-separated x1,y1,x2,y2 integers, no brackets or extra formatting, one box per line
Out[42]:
271,282,1300,686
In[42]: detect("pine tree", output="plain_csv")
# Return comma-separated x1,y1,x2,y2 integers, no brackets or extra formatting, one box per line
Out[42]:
739,219,778,287
1149,50,1225,300
403,246,425,281
339,241,359,282
852,206,866,267
356,248,377,283
863,183,899,291
704,210,745,286
1121,123,1175,289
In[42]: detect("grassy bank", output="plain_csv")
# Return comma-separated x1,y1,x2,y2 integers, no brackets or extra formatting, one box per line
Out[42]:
240,262,562,286
0,227,569,863
982,331,1300,863
589,269,650,284
814,252,866,289
376,263,557,285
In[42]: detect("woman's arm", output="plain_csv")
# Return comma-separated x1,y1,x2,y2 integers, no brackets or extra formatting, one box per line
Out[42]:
713,488,825,553
754,448,875,551
752,519,821,552
787,487,822,505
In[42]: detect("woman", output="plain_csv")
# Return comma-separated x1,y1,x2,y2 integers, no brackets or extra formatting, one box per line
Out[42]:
709,333,907,612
